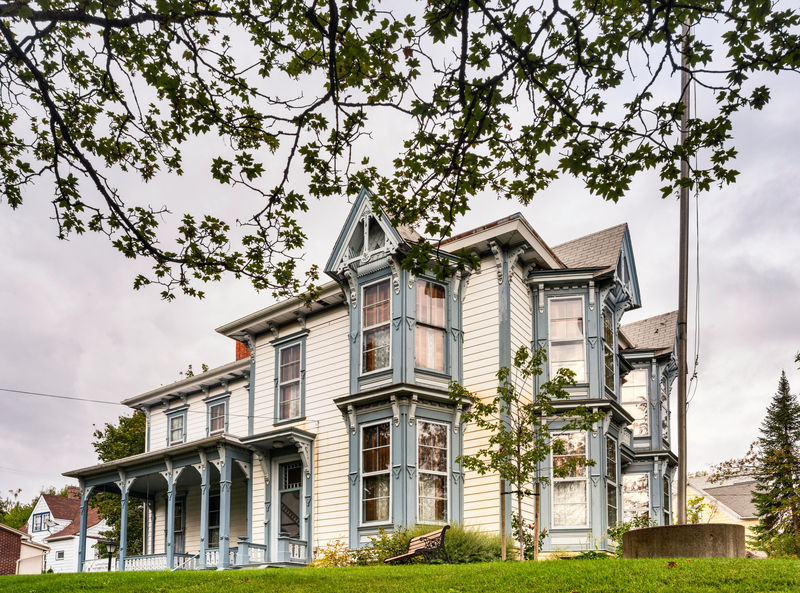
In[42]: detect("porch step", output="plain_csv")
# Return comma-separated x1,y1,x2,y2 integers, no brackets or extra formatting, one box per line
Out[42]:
237,562,308,569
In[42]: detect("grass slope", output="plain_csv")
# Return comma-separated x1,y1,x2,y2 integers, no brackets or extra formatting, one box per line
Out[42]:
5,559,800,593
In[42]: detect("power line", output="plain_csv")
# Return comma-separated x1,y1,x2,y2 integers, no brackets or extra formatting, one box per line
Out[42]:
0,387,123,406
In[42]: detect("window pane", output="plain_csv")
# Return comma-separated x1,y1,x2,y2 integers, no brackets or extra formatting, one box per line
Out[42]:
418,474,447,522
417,281,446,327
280,383,301,419
283,463,303,489
623,474,650,521
606,438,617,481
280,490,301,538
607,483,618,527
415,325,445,371
363,423,390,472
210,404,225,433
363,475,390,522
364,327,390,372
553,482,587,526
623,403,649,437
364,281,390,327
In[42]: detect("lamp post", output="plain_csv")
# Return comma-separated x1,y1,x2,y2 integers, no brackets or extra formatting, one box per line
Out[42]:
103,540,118,572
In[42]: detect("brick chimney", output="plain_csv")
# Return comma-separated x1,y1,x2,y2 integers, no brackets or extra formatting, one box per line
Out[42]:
66,486,80,500
235,341,251,361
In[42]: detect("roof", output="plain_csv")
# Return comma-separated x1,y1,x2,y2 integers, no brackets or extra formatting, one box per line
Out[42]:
621,311,678,356
551,223,627,274
37,495,102,541
689,475,758,520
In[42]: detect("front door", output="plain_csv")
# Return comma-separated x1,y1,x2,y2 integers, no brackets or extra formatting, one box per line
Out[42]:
278,462,302,538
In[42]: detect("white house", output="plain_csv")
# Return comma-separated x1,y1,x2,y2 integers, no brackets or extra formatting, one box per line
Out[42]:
23,489,106,572
65,189,678,570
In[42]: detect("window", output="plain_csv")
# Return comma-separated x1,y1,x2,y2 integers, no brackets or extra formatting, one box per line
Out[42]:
279,462,303,538
603,314,615,392
362,422,391,523
621,369,648,437
279,344,302,420
549,298,585,382
661,383,670,442
552,433,588,526
622,474,650,521
663,476,671,525
208,488,220,548
418,421,448,522
362,279,391,373
415,281,446,371
55,550,65,560
32,513,49,532
606,437,618,528
169,414,186,445
209,402,226,435
173,499,185,554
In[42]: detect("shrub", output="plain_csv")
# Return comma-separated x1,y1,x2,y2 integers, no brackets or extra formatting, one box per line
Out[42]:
308,538,353,567
606,515,657,558
512,514,545,560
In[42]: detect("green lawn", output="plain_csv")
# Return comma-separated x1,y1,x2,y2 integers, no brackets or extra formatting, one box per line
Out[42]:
5,559,800,593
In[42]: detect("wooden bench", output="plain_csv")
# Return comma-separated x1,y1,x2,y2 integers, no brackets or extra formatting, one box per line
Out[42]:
384,526,450,564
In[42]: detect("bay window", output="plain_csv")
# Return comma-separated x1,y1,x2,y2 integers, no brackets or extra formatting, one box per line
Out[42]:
549,298,585,381
622,474,650,521
418,421,448,522
415,281,446,372
362,422,391,523
621,369,648,437
362,280,391,373
603,314,616,392
606,436,618,528
661,383,670,442
552,432,588,526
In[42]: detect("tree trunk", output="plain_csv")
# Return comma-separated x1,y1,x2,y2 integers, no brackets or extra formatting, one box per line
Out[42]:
534,481,540,561
518,489,525,561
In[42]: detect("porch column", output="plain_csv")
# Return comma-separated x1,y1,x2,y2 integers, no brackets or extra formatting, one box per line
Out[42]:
198,453,210,569
116,471,130,571
165,461,176,569
76,480,93,573
219,446,233,569
148,500,156,555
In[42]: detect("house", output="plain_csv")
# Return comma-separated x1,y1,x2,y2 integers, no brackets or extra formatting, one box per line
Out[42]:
684,476,758,539
0,522,50,575
23,488,106,572
64,189,678,570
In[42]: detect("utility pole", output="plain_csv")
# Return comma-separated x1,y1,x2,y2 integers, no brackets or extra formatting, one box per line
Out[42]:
676,20,691,526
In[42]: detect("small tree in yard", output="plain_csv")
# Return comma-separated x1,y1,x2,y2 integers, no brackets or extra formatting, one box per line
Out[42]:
450,346,605,561
711,371,800,556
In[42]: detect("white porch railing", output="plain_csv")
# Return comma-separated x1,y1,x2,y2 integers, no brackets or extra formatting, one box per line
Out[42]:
124,554,168,571
205,547,238,568
172,554,199,571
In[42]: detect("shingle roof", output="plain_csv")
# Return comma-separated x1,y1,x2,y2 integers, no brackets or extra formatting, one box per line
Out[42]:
39,495,102,540
689,476,758,519
621,311,677,356
551,223,627,274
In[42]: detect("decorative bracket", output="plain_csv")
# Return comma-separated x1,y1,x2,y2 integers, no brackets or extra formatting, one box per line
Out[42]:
408,394,418,425
388,255,402,294
267,321,279,339
507,245,527,279
201,386,210,399
198,449,208,473
295,311,307,330
538,283,545,314
407,272,416,290
242,332,256,359
453,404,463,434
287,438,311,478
589,280,595,311
488,240,503,284
452,270,461,301
651,358,657,381
347,405,357,434
390,395,400,426
220,378,229,393
234,459,251,480
343,268,358,308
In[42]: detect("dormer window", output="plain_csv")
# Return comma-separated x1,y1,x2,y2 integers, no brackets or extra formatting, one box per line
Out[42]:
362,279,391,373
549,297,585,382
415,281,446,372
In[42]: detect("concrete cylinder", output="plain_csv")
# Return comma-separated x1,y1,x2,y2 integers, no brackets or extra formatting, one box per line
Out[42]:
623,524,746,559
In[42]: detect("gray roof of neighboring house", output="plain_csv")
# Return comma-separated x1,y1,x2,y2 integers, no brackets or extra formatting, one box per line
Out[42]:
551,223,627,274
689,475,758,520
621,311,678,356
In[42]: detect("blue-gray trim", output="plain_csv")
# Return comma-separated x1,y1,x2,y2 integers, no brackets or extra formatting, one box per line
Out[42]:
199,461,210,569
273,332,308,426
118,474,129,570
218,447,233,569
497,245,513,539
165,470,175,568
248,358,255,436
205,394,230,437
76,485,90,572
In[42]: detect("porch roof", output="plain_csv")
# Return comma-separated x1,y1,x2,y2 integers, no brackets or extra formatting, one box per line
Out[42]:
62,434,247,479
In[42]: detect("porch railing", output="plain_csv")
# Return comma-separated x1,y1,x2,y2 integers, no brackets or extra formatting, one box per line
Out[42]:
172,554,199,571
205,547,238,568
236,538,267,564
277,536,307,564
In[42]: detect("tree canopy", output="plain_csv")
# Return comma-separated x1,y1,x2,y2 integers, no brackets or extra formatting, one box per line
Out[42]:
1,0,798,298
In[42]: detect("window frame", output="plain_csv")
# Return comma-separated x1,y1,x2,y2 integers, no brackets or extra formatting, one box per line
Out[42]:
551,431,590,528
271,330,308,426
360,277,392,376
603,311,616,393
621,368,649,438
166,408,188,447
55,550,65,561
547,296,587,383
622,473,651,521
414,279,448,373
205,394,229,436
416,419,450,524
606,436,618,529
32,512,49,532
359,419,393,527
208,487,220,548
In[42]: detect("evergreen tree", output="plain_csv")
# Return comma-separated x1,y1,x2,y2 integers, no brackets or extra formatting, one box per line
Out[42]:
751,372,800,554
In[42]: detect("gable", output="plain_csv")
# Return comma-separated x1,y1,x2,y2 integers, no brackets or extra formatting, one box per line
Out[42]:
615,226,641,309
324,188,405,277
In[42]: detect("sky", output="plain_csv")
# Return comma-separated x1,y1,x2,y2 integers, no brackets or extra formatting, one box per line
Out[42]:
1,47,799,507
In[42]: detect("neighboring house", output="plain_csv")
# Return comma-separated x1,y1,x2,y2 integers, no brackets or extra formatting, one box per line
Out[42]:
684,476,759,541
24,488,106,573
65,189,679,570
0,522,49,575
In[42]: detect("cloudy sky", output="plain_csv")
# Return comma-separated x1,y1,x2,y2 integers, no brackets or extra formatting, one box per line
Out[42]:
1,53,799,505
